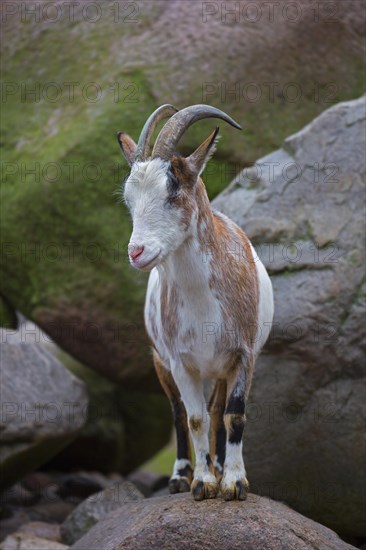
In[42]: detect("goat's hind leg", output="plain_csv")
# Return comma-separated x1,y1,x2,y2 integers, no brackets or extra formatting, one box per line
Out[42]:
153,350,193,493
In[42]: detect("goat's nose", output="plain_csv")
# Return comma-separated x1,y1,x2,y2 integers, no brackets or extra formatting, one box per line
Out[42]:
128,243,145,261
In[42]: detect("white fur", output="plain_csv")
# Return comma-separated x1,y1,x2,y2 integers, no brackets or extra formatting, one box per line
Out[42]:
250,243,274,355
171,458,192,479
124,159,187,271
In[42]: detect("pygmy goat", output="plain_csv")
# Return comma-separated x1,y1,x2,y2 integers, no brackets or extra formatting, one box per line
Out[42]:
118,104,274,501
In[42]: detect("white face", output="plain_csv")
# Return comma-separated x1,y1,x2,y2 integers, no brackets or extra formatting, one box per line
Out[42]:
123,158,195,271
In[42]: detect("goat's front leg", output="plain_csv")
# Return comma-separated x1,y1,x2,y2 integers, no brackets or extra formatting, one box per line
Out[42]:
171,362,219,501
221,356,252,501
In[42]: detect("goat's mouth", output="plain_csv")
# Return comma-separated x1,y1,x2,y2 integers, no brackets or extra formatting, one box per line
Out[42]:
131,250,161,271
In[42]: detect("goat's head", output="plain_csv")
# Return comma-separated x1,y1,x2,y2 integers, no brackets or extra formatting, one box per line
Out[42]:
118,104,241,271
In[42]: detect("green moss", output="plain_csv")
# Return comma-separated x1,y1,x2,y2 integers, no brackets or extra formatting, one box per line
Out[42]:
141,444,176,476
0,296,17,329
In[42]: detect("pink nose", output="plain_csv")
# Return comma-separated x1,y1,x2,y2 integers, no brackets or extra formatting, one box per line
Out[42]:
128,244,144,261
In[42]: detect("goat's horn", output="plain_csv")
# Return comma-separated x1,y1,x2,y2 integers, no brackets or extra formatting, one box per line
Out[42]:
135,104,179,161
152,104,241,160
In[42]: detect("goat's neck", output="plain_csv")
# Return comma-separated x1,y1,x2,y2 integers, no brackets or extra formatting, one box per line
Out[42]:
158,180,218,291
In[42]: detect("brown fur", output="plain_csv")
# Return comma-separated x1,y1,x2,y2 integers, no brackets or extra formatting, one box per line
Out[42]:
209,379,227,476
208,212,259,355
160,280,179,350
169,155,197,230
117,133,136,166
160,156,259,379
189,416,203,432
153,349,192,465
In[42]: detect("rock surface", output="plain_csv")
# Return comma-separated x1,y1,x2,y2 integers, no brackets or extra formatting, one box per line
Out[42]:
17,522,61,543
213,96,366,537
0,470,124,543
61,481,144,545
0,320,172,475
0,344,88,491
0,533,68,550
71,493,355,550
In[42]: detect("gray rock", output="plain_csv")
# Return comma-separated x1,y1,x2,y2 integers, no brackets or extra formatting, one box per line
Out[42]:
17,523,61,543
71,493,354,550
213,96,366,537
127,470,169,497
61,482,144,545
0,533,68,550
0,344,88,491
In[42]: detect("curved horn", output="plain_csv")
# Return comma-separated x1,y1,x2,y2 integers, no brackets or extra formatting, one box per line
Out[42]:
135,104,179,161
152,104,242,160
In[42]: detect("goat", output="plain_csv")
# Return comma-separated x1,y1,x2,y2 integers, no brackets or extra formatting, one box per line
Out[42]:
117,104,274,501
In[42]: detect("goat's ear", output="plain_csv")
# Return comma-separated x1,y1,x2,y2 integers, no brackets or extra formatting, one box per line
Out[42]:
117,132,137,166
187,127,220,176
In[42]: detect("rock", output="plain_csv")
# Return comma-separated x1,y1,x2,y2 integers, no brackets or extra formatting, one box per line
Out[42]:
61,482,144,545
0,512,31,544
0,533,68,550
57,472,112,501
150,486,170,499
127,471,169,497
0,320,172,475
213,96,366,537
17,523,61,543
71,493,354,550
0,485,38,508
22,472,55,495
0,344,88,491
22,501,76,526
1,0,364,391
44,358,172,475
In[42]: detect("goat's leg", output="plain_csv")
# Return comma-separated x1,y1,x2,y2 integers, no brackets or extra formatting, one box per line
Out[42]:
171,362,219,500
221,356,252,501
208,379,227,482
153,351,193,493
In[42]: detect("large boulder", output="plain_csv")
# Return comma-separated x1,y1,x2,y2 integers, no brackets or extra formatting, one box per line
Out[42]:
213,96,366,537
71,493,354,550
1,0,364,387
0,319,172,475
0,344,88,491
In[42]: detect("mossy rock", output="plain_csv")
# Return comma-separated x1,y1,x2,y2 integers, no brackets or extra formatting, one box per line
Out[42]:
1,2,364,387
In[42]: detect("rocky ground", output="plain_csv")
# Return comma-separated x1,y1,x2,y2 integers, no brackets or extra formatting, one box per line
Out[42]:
0,468,169,547
0,470,362,550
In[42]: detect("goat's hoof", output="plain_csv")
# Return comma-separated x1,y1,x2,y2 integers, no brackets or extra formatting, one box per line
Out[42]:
221,477,249,501
169,476,191,494
191,478,219,501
